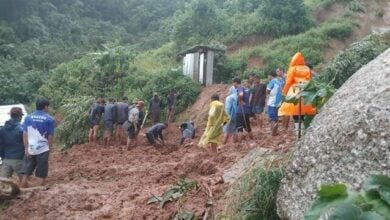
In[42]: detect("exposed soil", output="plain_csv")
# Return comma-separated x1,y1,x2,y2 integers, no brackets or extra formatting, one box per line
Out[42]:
1,85,295,220
247,56,265,69
314,2,346,25
227,35,273,55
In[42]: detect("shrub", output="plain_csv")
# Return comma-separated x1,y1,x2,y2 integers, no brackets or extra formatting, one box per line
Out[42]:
126,70,201,115
226,17,355,76
321,33,390,88
226,168,285,219
55,96,94,149
305,175,390,220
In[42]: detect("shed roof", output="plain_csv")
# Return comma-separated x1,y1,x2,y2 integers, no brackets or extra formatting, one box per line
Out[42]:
177,45,225,58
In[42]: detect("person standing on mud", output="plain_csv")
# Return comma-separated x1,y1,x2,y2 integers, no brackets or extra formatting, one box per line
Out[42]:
277,68,290,131
223,80,238,145
103,98,117,146
199,94,229,153
126,101,144,150
267,71,283,136
166,90,178,123
0,107,25,182
88,96,103,144
20,98,55,187
236,80,253,141
145,123,168,147
149,93,163,125
251,75,267,129
115,97,129,145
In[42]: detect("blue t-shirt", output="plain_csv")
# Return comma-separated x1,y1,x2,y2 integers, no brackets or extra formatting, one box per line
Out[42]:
228,86,238,96
236,86,252,114
23,110,55,155
267,78,282,107
279,76,286,88
225,93,238,120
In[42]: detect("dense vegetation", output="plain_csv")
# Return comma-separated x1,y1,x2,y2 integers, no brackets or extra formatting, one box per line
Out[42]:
0,0,316,106
1,0,387,148
321,32,390,88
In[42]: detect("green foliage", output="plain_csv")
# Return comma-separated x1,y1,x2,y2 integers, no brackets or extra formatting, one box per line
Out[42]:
304,175,390,220
51,60,199,148
227,168,285,220
321,33,390,89
126,70,201,115
0,0,339,106
55,96,94,150
227,17,355,77
173,0,225,49
40,47,135,108
257,0,313,37
0,200,10,214
148,178,198,208
285,79,336,110
0,57,44,104
348,0,365,12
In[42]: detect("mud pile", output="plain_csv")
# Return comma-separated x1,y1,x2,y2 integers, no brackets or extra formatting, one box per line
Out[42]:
2,85,295,219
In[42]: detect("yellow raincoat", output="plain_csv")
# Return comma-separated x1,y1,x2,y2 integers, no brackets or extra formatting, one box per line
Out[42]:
199,100,229,147
279,52,317,116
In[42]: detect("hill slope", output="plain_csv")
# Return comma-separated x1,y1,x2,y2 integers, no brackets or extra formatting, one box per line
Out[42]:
1,85,295,219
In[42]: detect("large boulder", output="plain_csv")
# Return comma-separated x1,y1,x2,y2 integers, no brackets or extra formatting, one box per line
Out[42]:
277,48,390,220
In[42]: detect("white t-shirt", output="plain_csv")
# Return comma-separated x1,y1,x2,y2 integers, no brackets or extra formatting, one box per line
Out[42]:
128,107,139,123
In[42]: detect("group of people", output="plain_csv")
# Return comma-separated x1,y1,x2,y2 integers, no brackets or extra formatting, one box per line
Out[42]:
87,90,196,149
199,52,317,152
0,98,55,187
0,52,315,187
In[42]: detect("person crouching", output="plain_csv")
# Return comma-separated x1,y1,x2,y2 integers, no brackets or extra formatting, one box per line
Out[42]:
180,121,195,146
146,123,168,147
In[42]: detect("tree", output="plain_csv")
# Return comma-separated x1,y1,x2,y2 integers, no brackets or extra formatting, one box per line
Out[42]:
173,0,225,48
256,0,313,36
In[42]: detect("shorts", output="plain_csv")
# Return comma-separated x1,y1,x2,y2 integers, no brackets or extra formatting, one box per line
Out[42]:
1,159,23,178
252,105,264,114
268,106,279,122
21,151,50,178
146,132,156,144
89,119,100,128
127,124,139,139
236,114,252,132
223,118,237,134
104,120,114,134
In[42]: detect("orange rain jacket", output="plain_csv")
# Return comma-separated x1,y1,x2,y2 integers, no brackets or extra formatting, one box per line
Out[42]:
278,52,317,116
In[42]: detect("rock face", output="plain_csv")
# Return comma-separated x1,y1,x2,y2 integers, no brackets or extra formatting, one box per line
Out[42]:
277,48,390,220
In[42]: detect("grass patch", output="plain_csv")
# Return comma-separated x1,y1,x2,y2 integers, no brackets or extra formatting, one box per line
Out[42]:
224,168,285,220
0,200,10,214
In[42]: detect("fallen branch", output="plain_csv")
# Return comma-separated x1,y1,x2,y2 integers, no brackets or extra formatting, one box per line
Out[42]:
20,186,49,192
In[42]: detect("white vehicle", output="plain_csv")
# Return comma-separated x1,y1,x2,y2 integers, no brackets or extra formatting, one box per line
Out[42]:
0,104,28,165
0,104,28,127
